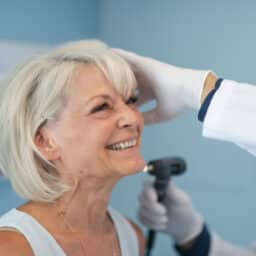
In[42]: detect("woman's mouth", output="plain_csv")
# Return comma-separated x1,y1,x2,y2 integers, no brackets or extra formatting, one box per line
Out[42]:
106,138,137,151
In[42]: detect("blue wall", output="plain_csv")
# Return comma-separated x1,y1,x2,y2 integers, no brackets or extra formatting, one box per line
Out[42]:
0,0,98,43
1,1,256,255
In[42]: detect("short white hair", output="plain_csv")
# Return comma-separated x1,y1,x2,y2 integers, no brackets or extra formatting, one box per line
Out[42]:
0,40,136,202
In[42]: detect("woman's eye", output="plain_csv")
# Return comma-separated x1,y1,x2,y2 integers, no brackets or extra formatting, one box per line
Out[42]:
126,96,138,105
91,103,110,113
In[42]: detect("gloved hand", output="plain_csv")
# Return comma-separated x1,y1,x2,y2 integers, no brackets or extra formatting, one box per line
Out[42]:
115,49,211,124
138,179,204,245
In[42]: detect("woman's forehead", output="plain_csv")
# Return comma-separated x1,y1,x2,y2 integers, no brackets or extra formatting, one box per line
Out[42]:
69,64,117,98
68,64,135,101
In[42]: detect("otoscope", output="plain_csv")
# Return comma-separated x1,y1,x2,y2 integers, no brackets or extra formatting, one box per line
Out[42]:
143,157,187,256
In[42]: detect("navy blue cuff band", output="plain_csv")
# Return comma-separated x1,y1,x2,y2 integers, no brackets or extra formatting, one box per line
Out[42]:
198,78,223,122
174,223,211,256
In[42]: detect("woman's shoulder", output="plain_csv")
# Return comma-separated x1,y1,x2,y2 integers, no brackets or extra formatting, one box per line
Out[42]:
0,230,34,256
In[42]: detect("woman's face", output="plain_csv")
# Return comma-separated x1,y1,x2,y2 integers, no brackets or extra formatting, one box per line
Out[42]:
43,64,145,179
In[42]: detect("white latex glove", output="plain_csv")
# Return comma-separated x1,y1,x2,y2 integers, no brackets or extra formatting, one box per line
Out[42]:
139,179,204,245
115,49,210,124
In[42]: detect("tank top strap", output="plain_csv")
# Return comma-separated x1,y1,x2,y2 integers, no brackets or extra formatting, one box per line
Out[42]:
108,207,139,256
0,209,65,256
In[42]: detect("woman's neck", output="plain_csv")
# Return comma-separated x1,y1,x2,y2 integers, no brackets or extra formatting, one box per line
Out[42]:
21,175,120,235
56,175,118,234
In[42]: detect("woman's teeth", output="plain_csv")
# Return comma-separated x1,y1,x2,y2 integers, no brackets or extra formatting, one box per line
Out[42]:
107,139,137,151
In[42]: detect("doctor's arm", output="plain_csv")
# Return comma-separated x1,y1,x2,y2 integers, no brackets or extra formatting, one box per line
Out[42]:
200,74,256,156
139,180,256,256
116,49,256,155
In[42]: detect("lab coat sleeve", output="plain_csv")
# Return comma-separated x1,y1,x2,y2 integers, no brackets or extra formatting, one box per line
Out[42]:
209,232,256,256
203,79,256,156
201,80,256,255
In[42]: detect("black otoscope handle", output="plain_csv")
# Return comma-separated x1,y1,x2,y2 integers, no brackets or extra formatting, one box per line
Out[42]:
154,177,171,202
145,157,186,256
146,177,171,256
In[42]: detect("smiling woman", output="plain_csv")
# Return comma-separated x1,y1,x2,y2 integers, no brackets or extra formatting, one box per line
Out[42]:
0,40,145,256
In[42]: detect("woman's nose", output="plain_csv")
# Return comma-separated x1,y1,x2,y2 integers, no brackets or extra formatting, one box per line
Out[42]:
117,104,142,129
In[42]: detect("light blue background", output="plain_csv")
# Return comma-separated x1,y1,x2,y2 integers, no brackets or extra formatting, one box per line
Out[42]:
1,1,256,255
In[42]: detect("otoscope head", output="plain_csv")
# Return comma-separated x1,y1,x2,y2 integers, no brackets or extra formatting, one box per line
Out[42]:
144,157,186,179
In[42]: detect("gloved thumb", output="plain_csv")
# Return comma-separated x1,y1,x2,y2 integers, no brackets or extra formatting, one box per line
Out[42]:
142,106,175,124
142,109,159,124
113,48,142,67
165,181,193,205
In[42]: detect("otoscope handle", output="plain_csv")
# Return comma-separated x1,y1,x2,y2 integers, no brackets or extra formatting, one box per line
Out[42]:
146,177,171,256
146,231,156,256
154,177,171,202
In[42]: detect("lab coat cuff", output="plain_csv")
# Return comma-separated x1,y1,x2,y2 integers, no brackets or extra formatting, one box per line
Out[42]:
174,223,211,256
198,78,223,122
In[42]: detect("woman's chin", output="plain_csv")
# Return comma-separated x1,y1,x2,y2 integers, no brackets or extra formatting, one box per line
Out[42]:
118,157,146,176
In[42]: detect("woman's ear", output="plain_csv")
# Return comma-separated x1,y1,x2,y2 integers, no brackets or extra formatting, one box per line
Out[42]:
34,127,60,161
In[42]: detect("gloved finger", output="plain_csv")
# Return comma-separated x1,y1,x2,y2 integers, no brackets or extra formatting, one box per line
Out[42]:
136,82,154,106
138,209,167,231
139,181,158,204
113,48,161,70
142,105,175,124
139,207,168,227
166,181,192,205
142,109,159,125
140,218,167,231
139,191,167,215
139,186,167,216
140,180,164,205
114,50,159,108
114,49,157,95
143,178,155,187
140,219,166,231
113,48,144,67
136,88,154,108
139,197,167,217
138,201,168,220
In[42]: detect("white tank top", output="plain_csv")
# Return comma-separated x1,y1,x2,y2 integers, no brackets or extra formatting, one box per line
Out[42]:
0,207,139,256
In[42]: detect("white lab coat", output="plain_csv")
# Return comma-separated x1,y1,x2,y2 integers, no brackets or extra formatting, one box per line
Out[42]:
202,79,256,255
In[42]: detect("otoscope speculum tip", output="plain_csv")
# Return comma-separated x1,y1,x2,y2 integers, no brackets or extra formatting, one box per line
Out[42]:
142,164,154,173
